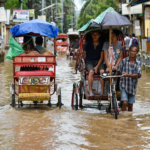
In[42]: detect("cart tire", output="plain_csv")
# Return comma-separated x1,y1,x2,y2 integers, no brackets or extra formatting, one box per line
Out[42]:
75,93,78,110
79,83,83,108
12,94,15,108
58,87,61,110
112,93,118,120
71,83,76,107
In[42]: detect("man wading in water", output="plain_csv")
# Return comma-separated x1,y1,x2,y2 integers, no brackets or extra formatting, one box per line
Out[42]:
116,45,142,111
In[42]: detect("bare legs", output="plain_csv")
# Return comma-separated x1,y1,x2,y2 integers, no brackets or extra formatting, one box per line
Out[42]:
88,70,94,95
122,101,133,111
100,70,104,95
88,70,104,95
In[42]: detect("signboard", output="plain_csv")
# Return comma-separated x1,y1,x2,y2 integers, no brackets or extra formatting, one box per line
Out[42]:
135,20,141,36
19,76,50,85
38,15,46,21
29,9,34,17
68,28,73,32
145,2,150,5
0,7,6,22
13,10,29,22
145,7,150,37
122,4,142,15
5,9,11,24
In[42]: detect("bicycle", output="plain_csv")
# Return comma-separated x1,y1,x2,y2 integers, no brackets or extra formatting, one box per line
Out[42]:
100,72,124,119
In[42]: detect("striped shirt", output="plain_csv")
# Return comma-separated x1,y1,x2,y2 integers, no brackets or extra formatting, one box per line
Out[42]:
117,57,142,95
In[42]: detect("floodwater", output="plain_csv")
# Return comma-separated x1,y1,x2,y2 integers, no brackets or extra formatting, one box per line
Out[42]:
0,43,150,150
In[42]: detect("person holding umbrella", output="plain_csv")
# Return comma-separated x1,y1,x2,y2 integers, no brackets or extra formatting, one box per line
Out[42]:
103,30,123,71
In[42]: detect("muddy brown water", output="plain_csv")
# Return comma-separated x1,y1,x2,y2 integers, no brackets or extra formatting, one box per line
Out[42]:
0,45,150,149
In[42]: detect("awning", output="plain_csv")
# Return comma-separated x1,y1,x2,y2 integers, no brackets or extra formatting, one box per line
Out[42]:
127,0,150,7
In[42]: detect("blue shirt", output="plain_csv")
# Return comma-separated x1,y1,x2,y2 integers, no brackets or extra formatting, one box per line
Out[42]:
84,40,104,61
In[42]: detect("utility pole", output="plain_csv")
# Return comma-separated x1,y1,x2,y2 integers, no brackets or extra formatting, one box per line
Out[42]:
61,0,64,33
41,0,46,47
19,0,23,10
55,0,57,24
72,3,74,29
51,0,53,22
42,0,44,15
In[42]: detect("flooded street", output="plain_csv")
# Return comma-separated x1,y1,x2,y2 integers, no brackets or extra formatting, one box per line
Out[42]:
0,44,150,149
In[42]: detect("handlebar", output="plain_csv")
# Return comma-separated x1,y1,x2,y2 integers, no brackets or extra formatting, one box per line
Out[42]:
100,74,124,79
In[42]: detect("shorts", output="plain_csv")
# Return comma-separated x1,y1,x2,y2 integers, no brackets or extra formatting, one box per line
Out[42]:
121,90,135,104
86,61,104,72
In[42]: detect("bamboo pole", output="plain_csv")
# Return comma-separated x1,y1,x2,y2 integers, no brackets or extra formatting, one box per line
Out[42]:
109,26,112,80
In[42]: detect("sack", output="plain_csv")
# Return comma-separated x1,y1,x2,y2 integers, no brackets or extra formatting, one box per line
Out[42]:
6,37,25,60
132,38,138,45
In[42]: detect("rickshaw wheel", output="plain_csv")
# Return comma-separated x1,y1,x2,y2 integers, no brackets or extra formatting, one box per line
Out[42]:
12,94,15,108
75,93,78,110
112,93,118,120
71,83,76,107
79,82,83,108
21,101,23,107
58,87,61,110
71,83,78,110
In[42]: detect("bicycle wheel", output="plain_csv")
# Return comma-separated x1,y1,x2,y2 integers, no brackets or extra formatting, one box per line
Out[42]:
12,94,15,108
75,93,78,110
79,82,83,108
58,87,61,110
112,93,118,120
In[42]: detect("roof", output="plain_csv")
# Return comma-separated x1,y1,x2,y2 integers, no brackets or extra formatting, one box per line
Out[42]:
67,31,79,36
127,0,150,7
56,33,68,39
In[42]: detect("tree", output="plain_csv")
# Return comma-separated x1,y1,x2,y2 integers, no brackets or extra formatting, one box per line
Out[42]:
5,0,28,13
77,0,119,29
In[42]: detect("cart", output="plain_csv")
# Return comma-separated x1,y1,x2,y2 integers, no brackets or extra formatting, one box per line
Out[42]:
71,7,132,119
56,33,68,56
9,19,62,108
67,31,79,60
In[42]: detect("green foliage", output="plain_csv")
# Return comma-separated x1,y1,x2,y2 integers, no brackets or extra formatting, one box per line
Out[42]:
77,0,119,29
5,0,28,13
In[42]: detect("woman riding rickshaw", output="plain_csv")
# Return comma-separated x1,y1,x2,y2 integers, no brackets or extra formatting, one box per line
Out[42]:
7,19,62,109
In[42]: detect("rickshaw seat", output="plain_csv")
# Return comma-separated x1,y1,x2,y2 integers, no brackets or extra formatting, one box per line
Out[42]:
15,70,54,77
85,70,100,79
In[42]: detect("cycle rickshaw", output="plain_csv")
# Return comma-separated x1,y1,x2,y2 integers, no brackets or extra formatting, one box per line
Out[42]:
71,7,132,119
56,33,68,56
8,19,62,109
67,31,79,60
